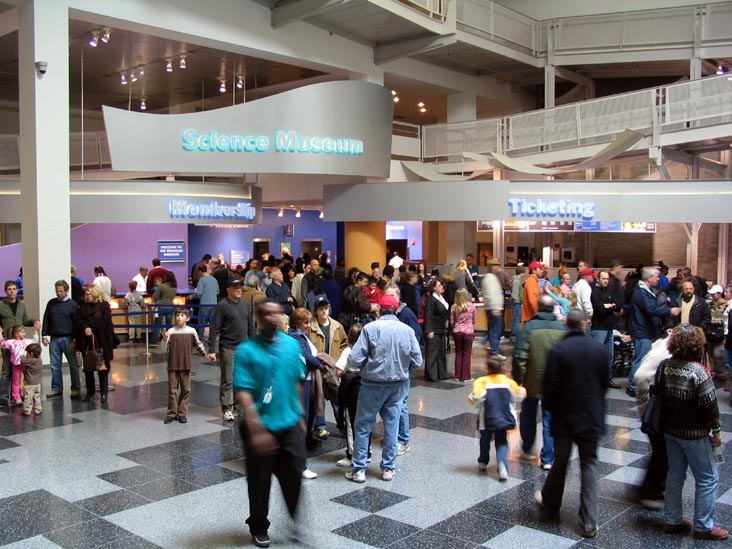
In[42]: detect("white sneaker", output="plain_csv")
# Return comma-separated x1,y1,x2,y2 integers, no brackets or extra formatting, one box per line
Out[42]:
223,410,234,422
336,457,352,468
397,442,411,456
302,468,317,479
346,469,366,483
541,462,552,471
497,462,508,481
478,463,487,472
382,469,395,481
495,353,507,360
519,451,535,462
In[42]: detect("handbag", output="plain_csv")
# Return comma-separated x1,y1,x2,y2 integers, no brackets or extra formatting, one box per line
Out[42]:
640,359,666,436
82,334,105,372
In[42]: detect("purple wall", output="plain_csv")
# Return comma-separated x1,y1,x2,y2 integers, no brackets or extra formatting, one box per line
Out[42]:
188,208,338,272
0,243,22,287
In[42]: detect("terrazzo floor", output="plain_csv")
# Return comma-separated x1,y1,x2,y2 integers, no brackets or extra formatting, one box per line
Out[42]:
0,335,731,548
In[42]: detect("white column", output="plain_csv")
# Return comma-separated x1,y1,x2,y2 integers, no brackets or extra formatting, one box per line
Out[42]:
544,64,556,108
18,0,70,320
445,92,477,264
718,224,729,286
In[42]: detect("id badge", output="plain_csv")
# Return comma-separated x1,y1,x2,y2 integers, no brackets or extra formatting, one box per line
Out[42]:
263,386,272,404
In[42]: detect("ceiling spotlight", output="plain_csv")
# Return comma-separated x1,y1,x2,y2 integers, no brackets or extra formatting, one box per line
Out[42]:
419,107,427,113
417,101,425,107
295,209,301,218
319,210,324,219
391,90,397,96
120,72,127,85
717,65,724,75
88,31,99,47
140,97,147,111
101,27,112,43
166,59,173,72
236,75,243,89
393,96,399,103
138,66,144,77
130,70,137,83
219,79,226,93
277,208,284,217
179,55,186,69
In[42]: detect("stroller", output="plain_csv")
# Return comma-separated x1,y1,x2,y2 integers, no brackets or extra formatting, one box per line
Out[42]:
612,332,634,378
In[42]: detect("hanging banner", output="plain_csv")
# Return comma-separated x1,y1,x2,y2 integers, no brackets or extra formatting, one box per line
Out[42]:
103,81,393,177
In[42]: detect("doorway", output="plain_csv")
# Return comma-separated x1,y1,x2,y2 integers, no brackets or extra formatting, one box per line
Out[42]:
253,239,270,261
300,239,322,259
386,239,408,263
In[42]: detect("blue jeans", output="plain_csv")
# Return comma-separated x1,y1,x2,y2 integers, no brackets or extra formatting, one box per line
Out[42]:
152,307,174,344
398,391,410,445
664,434,719,532
591,329,614,381
49,336,80,394
488,310,504,355
479,429,508,468
196,305,214,344
352,381,409,473
510,302,522,341
628,337,652,390
520,396,554,464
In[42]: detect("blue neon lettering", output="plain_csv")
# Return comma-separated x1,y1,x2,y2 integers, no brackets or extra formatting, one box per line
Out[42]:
508,198,595,220
182,130,362,155
168,199,257,220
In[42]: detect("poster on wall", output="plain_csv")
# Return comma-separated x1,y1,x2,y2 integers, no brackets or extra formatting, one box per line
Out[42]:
230,250,250,268
280,242,292,256
158,240,186,263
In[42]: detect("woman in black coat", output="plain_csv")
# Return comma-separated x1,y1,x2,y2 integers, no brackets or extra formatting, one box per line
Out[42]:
75,284,115,402
424,278,450,381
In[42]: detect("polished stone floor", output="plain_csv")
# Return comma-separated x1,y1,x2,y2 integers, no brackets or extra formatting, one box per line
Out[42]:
1,336,732,548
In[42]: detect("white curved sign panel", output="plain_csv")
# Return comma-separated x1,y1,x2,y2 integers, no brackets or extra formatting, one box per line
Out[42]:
103,81,393,177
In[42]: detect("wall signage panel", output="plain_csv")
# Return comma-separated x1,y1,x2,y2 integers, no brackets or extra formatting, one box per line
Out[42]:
158,240,186,263
103,81,393,177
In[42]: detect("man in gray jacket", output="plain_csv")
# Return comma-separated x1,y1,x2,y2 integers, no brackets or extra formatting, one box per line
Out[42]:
345,294,422,484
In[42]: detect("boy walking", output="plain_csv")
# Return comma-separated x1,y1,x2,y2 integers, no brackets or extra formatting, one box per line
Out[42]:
162,308,208,424
21,343,43,416
469,357,525,481
124,281,144,343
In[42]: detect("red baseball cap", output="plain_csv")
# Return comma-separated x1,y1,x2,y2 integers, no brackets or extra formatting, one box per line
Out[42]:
580,268,596,277
378,295,399,309
528,261,545,271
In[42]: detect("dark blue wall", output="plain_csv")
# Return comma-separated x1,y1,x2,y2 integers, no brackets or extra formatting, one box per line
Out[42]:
188,207,337,271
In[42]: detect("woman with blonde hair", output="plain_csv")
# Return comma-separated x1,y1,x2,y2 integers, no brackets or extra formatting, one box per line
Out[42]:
74,284,115,402
453,260,478,300
450,288,476,382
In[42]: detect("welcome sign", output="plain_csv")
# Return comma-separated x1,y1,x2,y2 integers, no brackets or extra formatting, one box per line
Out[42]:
103,81,393,177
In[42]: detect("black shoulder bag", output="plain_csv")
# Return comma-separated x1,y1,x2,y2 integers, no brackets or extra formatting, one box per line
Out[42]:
640,359,666,436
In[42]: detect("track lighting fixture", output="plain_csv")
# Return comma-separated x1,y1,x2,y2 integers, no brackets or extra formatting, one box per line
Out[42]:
179,55,186,69
219,79,226,93
138,67,144,77
319,210,324,219
393,96,399,103
278,208,284,217
717,65,724,75
88,31,99,47
130,70,137,83
101,27,112,43
166,59,173,72
295,209,302,218
120,72,127,85
236,75,243,89
140,97,147,111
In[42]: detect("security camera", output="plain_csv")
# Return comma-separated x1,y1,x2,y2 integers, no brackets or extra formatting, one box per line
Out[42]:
35,61,48,76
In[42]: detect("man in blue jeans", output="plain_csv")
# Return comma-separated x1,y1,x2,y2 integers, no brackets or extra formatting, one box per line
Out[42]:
41,280,81,399
513,295,566,470
626,267,679,397
346,294,422,483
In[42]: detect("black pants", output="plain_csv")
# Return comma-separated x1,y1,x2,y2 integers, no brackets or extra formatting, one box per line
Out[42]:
240,423,306,534
424,334,447,381
84,361,110,396
640,430,667,499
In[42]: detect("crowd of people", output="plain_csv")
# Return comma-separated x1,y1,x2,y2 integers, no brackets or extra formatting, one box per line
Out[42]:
1,251,731,546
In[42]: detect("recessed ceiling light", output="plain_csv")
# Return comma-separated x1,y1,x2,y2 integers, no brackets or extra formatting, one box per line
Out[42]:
393,96,399,103
417,101,425,107
419,107,427,113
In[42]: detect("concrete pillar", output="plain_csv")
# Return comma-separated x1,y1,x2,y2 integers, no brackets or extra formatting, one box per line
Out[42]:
718,223,729,286
345,222,385,273
544,65,556,108
19,0,70,322
690,57,702,80
447,91,476,123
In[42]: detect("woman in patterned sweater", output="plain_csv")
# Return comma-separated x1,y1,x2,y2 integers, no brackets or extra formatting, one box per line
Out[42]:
661,324,727,540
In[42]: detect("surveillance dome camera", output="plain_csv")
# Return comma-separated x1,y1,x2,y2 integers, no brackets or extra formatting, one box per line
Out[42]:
35,61,48,76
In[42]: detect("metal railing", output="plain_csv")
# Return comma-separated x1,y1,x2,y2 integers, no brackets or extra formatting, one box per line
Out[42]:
422,74,732,160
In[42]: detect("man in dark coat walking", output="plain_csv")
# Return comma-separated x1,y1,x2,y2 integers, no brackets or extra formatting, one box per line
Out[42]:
535,309,608,539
